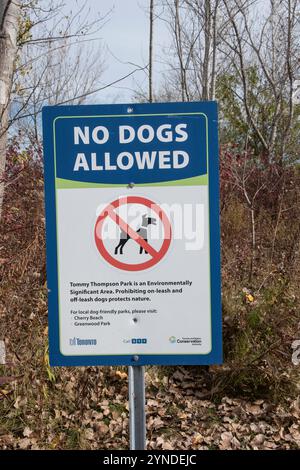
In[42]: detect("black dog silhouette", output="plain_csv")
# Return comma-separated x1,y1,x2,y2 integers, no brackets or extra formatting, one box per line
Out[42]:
114,214,157,255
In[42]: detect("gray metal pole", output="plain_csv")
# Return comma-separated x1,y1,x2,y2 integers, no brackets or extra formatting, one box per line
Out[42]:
128,365,146,450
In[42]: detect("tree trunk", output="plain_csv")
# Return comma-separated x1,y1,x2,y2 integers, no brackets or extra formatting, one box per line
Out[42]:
0,0,20,220
149,0,154,103
209,0,219,100
174,0,188,101
202,0,212,100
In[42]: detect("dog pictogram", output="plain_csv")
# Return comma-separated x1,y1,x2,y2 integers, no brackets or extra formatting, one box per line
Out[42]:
114,214,157,255
94,196,171,271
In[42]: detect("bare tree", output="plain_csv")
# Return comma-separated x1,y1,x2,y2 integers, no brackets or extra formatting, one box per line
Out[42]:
9,1,108,138
13,37,106,146
159,0,224,101
221,0,300,160
158,0,299,155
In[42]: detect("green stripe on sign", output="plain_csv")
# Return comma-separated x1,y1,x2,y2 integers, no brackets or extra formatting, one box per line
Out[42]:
56,174,208,189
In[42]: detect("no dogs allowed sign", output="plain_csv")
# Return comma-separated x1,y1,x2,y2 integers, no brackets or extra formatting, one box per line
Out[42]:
42,102,222,366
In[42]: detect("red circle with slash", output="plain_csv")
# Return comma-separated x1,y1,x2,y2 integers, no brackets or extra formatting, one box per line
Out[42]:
94,196,172,271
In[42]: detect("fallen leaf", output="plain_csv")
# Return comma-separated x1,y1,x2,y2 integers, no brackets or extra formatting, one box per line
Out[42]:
18,438,31,450
220,431,233,450
192,433,204,445
23,427,33,438
245,403,262,415
95,423,109,435
85,428,94,440
263,441,277,450
115,370,127,380
251,434,265,446
162,441,174,450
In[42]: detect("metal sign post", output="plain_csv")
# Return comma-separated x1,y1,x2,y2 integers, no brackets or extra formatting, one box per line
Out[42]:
128,365,146,450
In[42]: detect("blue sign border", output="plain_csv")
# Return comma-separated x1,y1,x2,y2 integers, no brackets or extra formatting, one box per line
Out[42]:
42,101,222,366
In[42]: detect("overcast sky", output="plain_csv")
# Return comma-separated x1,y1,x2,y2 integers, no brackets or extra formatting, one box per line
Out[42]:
64,0,171,103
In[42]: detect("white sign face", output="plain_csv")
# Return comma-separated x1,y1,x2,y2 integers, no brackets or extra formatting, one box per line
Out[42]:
42,102,222,366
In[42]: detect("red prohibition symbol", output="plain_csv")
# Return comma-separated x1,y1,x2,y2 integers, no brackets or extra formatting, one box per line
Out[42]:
94,196,172,271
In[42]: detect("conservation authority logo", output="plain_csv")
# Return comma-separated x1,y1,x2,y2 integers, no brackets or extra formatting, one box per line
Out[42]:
169,336,202,345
